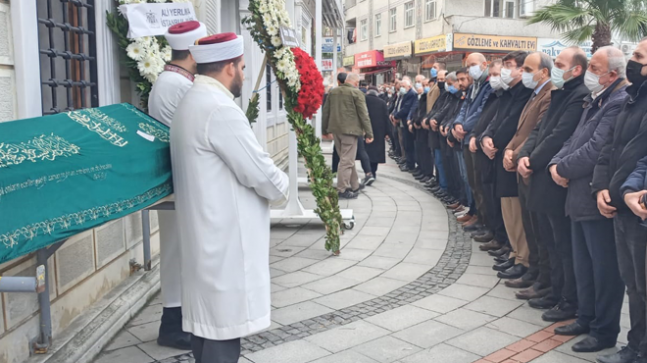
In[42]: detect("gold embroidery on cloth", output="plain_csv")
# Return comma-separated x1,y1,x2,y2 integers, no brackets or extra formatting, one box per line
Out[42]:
66,109,129,147
0,182,172,249
0,134,81,168
138,123,170,143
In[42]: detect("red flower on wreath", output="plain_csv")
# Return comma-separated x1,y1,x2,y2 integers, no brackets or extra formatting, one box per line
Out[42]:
291,47,324,120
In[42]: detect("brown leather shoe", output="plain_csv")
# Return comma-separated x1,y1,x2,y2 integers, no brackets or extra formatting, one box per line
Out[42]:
505,277,535,289
479,240,503,251
446,202,460,209
515,286,551,300
462,216,479,227
457,214,472,223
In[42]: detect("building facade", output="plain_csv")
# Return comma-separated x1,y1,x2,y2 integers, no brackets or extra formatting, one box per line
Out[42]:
343,0,560,82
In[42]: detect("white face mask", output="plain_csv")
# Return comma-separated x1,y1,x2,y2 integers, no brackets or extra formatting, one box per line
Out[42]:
415,82,423,89
501,68,515,85
399,87,407,95
584,70,607,94
469,64,484,80
489,76,508,91
552,66,576,89
522,71,539,89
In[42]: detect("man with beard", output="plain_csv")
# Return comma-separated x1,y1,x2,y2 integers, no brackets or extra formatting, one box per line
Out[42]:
171,33,289,363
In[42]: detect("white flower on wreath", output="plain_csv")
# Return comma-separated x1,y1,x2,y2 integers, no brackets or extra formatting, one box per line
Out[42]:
126,42,145,61
161,45,172,62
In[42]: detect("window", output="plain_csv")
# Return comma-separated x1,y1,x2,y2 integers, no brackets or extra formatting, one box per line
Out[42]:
360,19,368,41
266,64,272,112
37,0,98,115
485,0,516,18
375,13,382,37
425,0,437,21
389,8,397,32
405,2,415,28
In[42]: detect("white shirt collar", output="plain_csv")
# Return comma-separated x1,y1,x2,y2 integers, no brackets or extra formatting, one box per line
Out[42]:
194,75,234,99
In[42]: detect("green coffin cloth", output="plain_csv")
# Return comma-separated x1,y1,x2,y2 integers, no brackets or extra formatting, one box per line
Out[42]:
0,103,172,264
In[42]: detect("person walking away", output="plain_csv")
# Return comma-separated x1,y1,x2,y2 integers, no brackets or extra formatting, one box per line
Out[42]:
147,20,207,350
171,33,289,363
547,46,628,353
323,72,374,199
364,86,390,182
593,37,647,363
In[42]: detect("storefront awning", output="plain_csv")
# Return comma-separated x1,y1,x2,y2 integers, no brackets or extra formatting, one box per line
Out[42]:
355,50,384,68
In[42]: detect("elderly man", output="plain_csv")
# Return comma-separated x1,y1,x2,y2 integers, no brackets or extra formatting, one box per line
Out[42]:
323,72,374,199
546,46,628,353
392,79,418,172
517,47,589,321
452,53,493,229
504,52,555,302
593,38,647,363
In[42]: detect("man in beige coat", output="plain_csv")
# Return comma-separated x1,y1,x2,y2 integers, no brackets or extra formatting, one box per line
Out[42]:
323,72,374,199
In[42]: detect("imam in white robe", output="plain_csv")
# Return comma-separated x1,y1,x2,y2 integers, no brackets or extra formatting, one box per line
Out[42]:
170,75,289,340
148,69,193,308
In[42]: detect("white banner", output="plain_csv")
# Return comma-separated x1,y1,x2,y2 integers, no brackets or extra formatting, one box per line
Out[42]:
119,2,197,39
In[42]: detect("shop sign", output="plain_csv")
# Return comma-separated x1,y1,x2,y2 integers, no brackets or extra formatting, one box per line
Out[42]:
119,2,197,38
377,61,396,67
355,50,384,68
322,37,342,53
414,34,452,55
383,42,413,60
322,59,333,71
453,33,537,52
537,38,593,59
280,26,300,48
343,56,356,67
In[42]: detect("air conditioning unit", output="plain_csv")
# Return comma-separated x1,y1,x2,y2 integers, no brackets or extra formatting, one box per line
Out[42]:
622,43,633,55
519,0,534,18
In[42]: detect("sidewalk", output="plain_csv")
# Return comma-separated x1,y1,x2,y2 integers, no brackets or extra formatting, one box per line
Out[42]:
93,159,629,363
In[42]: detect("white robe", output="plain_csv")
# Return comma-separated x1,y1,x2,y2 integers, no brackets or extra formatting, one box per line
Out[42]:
171,75,289,340
148,70,193,308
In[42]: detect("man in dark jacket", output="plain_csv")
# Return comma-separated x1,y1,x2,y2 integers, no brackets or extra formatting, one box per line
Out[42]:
392,79,418,171
452,53,493,228
423,70,449,192
364,87,390,180
593,38,647,363
548,46,628,353
479,51,534,280
412,81,434,181
517,46,589,321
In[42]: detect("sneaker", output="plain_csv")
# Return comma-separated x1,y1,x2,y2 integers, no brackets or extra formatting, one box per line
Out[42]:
364,174,376,186
338,190,359,199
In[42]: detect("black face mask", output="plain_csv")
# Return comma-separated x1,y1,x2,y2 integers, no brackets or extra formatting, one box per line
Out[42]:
626,59,647,86
437,81,445,90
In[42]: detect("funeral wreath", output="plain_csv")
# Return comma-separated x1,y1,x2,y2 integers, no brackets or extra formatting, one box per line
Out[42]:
243,0,343,254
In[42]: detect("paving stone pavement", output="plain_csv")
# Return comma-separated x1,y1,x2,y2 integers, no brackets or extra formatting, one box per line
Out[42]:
94,160,631,363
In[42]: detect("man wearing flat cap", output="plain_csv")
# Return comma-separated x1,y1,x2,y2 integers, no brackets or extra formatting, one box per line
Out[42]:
171,33,289,363
148,20,207,350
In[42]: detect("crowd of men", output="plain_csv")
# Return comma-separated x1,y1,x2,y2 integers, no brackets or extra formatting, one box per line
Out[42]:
379,39,647,363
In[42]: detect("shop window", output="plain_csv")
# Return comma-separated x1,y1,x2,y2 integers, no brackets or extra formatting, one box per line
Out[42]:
425,0,437,21
360,19,368,41
485,0,517,18
266,64,272,112
375,13,382,37
389,8,397,32
37,0,99,115
405,2,415,28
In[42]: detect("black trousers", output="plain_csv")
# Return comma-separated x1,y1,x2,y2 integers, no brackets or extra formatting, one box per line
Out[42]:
370,162,379,177
537,212,577,304
404,128,416,169
572,219,624,345
415,129,434,177
440,139,461,201
614,212,647,355
519,180,551,288
191,336,241,363
481,182,508,244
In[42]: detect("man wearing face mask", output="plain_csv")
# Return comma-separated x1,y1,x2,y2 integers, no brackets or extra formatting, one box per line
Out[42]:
392,79,418,172
593,37,647,363
479,51,534,281
451,53,493,229
504,52,554,301
517,46,589,322
546,46,628,353
424,70,450,193
413,79,435,182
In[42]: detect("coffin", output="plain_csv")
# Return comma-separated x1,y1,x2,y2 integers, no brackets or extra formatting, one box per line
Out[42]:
0,103,172,264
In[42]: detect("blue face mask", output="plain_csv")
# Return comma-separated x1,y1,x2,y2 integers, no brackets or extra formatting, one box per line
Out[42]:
431,68,438,78
448,85,459,94
424,86,430,93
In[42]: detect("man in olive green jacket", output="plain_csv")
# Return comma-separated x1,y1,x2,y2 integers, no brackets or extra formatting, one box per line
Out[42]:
323,72,374,198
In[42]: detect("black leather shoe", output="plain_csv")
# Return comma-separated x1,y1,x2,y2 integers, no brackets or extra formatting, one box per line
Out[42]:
597,346,638,363
498,264,527,279
158,307,192,350
464,223,483,232
555,322,589,336
572,336,616,353
505,272,537,288
494,253,510,263
488,245,510,257
493,258,515,272
529,295,559,309
542,299,577,322
516,286,551,300
474,232,495,243
400,165,410,172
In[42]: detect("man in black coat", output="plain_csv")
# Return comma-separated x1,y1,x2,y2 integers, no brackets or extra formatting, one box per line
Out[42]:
479,51,534,279
365,86,390,180
412,82,433,181
423,70,448,191
592,38,647,363
517,46,590,321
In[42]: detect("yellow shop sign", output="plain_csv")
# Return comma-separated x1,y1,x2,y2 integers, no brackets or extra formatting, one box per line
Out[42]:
453,33,537,52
